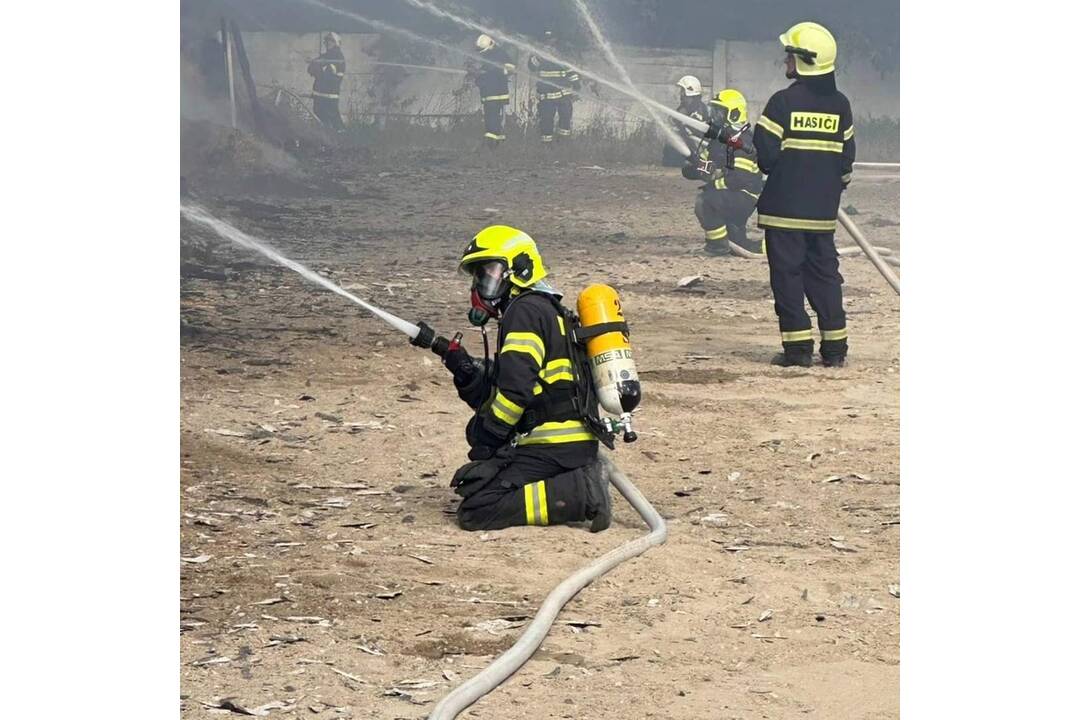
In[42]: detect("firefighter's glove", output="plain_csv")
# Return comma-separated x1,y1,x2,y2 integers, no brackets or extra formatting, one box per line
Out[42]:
442,346,474,377
681,162,702,181
466,415,506,460
703,120,724,140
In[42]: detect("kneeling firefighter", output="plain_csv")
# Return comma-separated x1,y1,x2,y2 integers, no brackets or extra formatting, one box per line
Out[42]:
684,89,764,257
420,225,642,532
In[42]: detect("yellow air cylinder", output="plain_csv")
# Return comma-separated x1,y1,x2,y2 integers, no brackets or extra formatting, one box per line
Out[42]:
576,284,641,417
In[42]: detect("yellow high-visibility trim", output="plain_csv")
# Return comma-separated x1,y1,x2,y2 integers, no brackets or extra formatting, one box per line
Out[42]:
311,91,340,99
524,483,536,524
741,189,760,200
482,94,510,102
713,176,727,190
539,91,565,100
522,481,550,526
781,138,844,153
843,125,855,141
841,172,852,184
781,329,814,342
538,70,565,77
483,132,507,140
536,481,549,525
490,391,524,425
758,115,784,138
758,214,838,232
733,157,759,174
557,316,566,336
517,420,594,446
705,225,729,240
504,63,517,73
502,332,545,366
822,328,848,341
540,135,554,142
555,128,572,136
539,358,574,384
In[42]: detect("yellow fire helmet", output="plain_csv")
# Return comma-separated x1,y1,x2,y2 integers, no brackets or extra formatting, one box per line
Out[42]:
710,88,748,125
779,22,837,76
459,225,549,292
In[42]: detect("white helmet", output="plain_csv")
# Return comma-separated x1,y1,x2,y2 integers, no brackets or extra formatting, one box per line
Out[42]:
324,32,341,48
676,75,702,97
476,34,495,52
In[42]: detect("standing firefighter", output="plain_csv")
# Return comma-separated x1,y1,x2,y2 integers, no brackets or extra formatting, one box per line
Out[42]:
689,89,764,257
527,32,581,143
307,32,346,130
468,34,516,147
753,22,855,367
663,75,708,167
439,225,612,532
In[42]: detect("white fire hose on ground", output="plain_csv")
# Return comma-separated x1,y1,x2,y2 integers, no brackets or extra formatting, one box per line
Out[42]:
428,453,668,719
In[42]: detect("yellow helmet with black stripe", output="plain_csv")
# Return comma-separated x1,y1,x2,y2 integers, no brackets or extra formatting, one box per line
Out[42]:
459,225,549,291
779,22,837,76
710,88,748,125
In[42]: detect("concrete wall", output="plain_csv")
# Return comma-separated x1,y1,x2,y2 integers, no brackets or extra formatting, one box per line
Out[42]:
236,32,898,130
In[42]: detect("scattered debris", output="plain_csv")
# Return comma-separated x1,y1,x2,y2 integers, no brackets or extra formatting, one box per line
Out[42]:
889,584,900,598
407,554,434,565
206,428,248,438
758,609,773,622
329,667,367,685
374,591,403,600
182,555,212,564
677,275,703,289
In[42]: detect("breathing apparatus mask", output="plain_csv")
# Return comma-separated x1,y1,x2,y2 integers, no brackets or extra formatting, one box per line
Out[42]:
467,259,510,326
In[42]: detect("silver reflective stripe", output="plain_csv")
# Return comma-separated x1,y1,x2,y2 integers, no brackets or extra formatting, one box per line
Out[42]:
526,426,586,440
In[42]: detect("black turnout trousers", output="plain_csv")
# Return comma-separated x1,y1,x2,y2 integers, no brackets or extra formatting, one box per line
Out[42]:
764,228,848,358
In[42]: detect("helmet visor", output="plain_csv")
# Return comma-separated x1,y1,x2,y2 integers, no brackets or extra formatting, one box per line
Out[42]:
469,259,510,300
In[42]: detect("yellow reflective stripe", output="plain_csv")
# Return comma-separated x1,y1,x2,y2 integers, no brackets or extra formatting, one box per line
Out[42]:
540,135,554,142
758,115,784,138
741,189,760,200
555,128,572,136
311,91,340,99
758,214,837,232
781,138,844,153
843,125,855,141
517,420,594,446
538,70,564,77
524,483,536,524
733,157,759,173
539,91,565,100
482,94,510,102
781,329,814,342
539,358,575,384
522,482,550,526
484,132,506,140
504,63,516,73
841,172,852,183
502,332,545,366
822,328,848,341
537,481,549,524
557,316,566,336
713,176,727,190
490,391,524,425
705,225,728,240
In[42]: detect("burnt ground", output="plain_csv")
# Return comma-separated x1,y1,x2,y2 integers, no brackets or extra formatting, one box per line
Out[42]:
180,148,899,719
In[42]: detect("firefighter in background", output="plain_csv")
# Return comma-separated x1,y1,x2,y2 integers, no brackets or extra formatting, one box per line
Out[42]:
307,32,346,131
467,34,516,147
662,75,708,167
527,32,581,143
751,22,856,367
686,89,764,257
440,225,612,532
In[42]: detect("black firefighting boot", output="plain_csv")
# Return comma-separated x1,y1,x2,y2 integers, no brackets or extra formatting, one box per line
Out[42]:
820,338,848,368
584,461,612,533
771,341,814,368
704,240,731,256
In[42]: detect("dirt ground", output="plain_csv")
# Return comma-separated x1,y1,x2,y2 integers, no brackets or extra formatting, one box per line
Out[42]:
180,145,900,719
